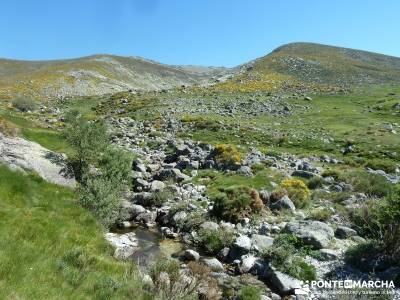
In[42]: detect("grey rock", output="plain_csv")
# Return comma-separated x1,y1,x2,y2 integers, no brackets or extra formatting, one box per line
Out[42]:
251,234,274,252
136,211,157,225
184,249,200,261
237,165,253,176
134,163,147,173
201,258,224,272
230,235,251,259
150,180,165,192
104,232,138,260
131,204,146,216
234,235,252,252
264,268,302,294
133,192,154,206
237,254,256,273
319,248,340,260
292,170,318,179
200,221,219,231
270,195,296,212
0,133,76,187
284,221,334,249
335,226,357,239
172,211,187,225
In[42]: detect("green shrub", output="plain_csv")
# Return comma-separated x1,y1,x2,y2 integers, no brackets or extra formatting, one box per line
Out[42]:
93,276,121,300
345,241,382,272
237,286,261,300
64,115,108,181
263,234,318,281
269,188,287,203
149,187,175,207
321,169,341,180
365,158,397,174
307,177,325,189
198,228,234,255
349,185,400,267
12,97,37,112
212,186,264,222
344,171,392,198
64,115,132,228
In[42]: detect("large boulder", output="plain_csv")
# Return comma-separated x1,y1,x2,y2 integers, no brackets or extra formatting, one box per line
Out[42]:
251,234,274,252
201,258,224,272
284,221,334,249
264,268,302,295
237,254,257,274
104,232,139,260
0,133,76,187
230,235,251,260
269,195,295,212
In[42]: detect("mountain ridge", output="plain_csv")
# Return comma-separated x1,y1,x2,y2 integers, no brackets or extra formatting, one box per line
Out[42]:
2,42,400,99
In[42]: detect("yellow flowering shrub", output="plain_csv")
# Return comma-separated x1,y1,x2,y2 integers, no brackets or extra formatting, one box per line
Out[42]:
214,144,242,167
280,178,310,207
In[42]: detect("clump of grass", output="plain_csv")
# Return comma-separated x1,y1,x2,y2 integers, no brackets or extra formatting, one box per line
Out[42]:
348,185,400,271
263,234,317,281
198,227,235,255
307,176,325,189
365,158,397,174
343,170,392,198
309,208,331,221
237,286,261,300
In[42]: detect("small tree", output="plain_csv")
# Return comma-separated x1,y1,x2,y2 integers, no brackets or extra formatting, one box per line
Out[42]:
64,113,132,228
64,114,108,181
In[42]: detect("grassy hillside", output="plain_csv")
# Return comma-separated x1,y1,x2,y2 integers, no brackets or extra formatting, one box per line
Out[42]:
0,54,230,100
0,165,148,300
215,42,400,92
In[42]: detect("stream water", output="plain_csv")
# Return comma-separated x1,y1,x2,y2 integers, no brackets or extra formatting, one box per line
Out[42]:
113,226,184,271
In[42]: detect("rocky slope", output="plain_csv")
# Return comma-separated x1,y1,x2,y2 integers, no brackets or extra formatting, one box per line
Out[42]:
0,55,231,100
3,42,400,100
216,42,400,92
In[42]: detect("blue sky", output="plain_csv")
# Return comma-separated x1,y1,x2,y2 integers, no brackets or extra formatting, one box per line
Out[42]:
0,0,399,66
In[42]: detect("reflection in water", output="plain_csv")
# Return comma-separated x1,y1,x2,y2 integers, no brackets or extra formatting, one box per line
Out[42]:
126,227,183,271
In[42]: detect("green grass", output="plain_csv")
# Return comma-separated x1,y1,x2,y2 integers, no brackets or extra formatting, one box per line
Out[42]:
0,107,72,155
0,165,146,300
194,168,280,198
